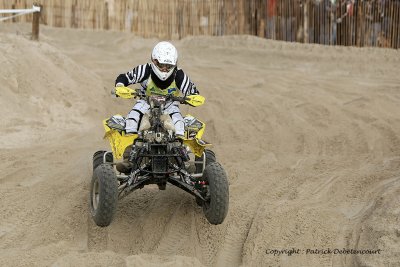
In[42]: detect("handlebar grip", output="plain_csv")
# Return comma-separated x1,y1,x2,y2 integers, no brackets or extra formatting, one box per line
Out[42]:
111,88,119,98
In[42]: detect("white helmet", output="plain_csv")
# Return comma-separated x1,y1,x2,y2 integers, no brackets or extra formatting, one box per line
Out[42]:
150,41,178,81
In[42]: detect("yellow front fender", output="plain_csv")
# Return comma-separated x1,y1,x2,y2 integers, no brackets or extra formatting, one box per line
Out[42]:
183,138,212,157
103,118,137,159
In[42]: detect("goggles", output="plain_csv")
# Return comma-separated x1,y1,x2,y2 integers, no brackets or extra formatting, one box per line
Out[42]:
153,59,175,72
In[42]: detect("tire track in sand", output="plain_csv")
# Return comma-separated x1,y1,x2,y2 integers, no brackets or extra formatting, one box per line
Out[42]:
86,185,109,251
214,210,257,267
212,183,263,267
152,200,193,256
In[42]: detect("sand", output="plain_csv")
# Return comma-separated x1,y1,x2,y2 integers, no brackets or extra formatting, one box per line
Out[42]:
0,23,399,267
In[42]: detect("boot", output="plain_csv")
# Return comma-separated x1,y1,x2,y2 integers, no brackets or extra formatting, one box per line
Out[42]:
116,145,134,174
116,159,133,174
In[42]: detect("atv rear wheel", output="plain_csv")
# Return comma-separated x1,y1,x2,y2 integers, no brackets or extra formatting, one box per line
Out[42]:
202,162,229,225
90,163,118,227
93,150,113,171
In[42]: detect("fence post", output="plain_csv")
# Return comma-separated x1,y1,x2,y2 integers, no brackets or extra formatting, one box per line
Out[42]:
104,2,109,30
303,0,309,43
11,4,16,23
32,4,41,41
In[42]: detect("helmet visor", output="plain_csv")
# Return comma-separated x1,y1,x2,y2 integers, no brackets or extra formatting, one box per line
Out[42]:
153,59,175,72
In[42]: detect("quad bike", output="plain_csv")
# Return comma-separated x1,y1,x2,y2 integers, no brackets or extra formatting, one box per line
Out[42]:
89,86,229,227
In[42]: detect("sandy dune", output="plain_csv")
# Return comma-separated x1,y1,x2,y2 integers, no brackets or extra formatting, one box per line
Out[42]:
0,23,400,267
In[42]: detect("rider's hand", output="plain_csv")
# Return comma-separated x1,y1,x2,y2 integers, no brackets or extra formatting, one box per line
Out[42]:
111,88,118,98
180,97,188,104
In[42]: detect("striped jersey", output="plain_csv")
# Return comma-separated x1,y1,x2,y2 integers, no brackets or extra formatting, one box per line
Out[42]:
115,63,199,96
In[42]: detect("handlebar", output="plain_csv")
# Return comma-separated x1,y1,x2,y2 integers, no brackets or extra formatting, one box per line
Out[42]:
112,86,205,107
168,95,189,104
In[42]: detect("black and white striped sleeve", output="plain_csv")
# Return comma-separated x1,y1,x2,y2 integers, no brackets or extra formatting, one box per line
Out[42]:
175,69,199,96
115,63,151,86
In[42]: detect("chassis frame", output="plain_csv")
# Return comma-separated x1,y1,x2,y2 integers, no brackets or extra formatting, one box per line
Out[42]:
101,148,209,202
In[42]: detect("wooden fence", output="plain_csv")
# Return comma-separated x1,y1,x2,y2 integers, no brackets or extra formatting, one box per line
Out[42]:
1,0,399,49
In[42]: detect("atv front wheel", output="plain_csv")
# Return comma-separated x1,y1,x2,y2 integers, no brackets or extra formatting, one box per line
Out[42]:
195,149,216,173
202,162,229,225
90,163,118,227
93,150,113,171
195,196,203,207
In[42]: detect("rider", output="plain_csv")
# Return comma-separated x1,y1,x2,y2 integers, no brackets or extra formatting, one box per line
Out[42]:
114,41,199,138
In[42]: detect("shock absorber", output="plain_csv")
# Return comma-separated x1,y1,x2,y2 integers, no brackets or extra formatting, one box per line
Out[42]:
178,146,190,162
129,140,144,168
